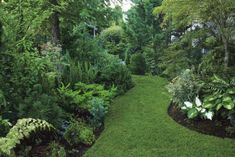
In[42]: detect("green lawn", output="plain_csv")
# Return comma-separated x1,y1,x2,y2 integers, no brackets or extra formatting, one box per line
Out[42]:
84,76,235,157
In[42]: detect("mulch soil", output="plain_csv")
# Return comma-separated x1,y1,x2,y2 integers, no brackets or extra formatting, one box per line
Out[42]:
26,125,104,157
168,103,235,139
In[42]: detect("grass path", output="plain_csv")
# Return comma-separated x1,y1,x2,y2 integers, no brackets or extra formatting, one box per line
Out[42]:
84,76,235,157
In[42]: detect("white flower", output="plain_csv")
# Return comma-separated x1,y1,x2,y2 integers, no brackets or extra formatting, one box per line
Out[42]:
200,108,206,113
195,97,202,107
181,106,187,110
184,101,193,108
205,111,214,120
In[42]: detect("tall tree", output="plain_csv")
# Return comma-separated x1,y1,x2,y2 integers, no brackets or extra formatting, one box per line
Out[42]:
0,0,52,52
154,0,235,67
124,0,163,74
0,21,2,48
125,0,163,51
50,0,61,45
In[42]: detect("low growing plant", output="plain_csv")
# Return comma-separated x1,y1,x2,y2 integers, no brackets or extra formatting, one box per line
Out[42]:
203,75,235,111
88,98,106,128
64,121,95,146
48,141,67,157
181,97,213,120
0,118,56,156
58,82,115,116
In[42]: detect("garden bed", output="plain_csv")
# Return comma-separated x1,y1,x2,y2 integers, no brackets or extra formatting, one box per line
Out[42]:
27,125,104,157
168,103,235,139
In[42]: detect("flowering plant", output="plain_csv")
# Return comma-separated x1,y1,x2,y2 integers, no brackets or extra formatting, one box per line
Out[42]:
182,97,214,120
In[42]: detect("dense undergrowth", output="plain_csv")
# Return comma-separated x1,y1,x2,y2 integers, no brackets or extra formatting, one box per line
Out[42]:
0,0,235,156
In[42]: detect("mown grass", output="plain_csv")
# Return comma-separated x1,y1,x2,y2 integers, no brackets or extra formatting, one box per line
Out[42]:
84,75,235,157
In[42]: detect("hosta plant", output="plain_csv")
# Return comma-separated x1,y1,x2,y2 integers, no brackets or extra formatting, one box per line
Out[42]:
203,89,235,111
182,97,214,120
203,75,235,111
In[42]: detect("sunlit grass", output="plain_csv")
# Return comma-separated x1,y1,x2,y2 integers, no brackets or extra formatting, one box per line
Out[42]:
84,75,235,157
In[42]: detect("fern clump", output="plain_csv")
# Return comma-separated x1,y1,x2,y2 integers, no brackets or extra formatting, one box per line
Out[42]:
0,118,56,156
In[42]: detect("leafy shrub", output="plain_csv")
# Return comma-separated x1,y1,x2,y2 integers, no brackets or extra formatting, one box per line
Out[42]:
0,149,9,157
202,76,235,111
17,94,65,128
58,84,86,112
97,54,134,94
198,47,231,78
203,89,235,111
201,76,235,125
61,58,99,86
88,98,106,128
64,121,95,146
158,41,191,79
0,117,12,137
0,52,63,124
143,44,158,75
0,118,56,156
75,82,116,105
58,83,115,114
49,141,67,157
129,53,147,75
167,69,201,107
62,24,104,62
100,25,127,60
178,75,235,126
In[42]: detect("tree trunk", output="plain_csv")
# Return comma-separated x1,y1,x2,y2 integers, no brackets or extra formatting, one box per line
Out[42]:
0,21,2,47
50,0,60,45
222,36,230,67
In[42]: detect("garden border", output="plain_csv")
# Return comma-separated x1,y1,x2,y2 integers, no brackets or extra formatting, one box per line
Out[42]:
168,102,235,139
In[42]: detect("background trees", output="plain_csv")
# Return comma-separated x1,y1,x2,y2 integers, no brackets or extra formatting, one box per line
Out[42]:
123,0,163,75
154,0,235,69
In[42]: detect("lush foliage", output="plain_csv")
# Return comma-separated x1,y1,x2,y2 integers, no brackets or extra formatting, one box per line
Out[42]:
100,25,127,60
64,121,95,146
58,82,115,113
167,69,201,107
0,0,134,155
96,54,134,94
0,118,56,156
129,53,147,75
49,142,67,157
1,0,235,155
181,97,213,120
203,76,235,111
124,0,164,75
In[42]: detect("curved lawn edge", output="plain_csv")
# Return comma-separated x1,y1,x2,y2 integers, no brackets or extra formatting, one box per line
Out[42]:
168,103,235,139
84,76,235,157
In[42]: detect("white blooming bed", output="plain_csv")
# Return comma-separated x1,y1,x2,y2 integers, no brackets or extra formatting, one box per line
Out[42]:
181,97,214,120
168,102,235,139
